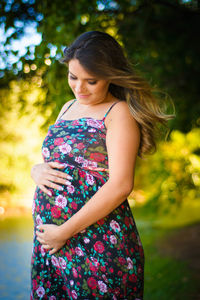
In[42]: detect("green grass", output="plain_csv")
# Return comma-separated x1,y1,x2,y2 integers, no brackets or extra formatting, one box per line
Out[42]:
132,206,199,300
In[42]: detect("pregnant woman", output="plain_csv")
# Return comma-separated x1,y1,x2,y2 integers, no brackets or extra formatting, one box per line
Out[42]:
30,31,172,299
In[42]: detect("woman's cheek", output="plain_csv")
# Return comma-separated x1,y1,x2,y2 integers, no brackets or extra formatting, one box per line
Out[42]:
68,80,74,90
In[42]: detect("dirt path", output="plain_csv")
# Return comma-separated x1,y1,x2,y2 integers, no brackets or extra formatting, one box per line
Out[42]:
157,223,200,300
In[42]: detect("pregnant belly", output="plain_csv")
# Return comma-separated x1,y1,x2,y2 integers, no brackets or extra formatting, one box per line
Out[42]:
32,167,106,228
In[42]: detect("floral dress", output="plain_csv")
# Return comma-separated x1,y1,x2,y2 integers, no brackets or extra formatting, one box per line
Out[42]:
31,99,144,300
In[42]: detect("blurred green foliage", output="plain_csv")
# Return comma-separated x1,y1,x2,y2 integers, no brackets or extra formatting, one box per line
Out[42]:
0,80,47,208
133,128,200,212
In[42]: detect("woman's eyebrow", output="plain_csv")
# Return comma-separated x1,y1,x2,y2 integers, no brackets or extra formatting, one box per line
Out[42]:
68,71,97,80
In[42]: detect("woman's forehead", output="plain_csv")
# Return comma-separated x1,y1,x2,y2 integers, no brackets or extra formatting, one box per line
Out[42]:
68,59,101,79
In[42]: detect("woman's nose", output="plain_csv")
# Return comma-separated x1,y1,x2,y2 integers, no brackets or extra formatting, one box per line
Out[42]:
75,81,86,93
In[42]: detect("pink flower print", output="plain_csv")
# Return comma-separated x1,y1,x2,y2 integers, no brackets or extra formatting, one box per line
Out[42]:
86,173,95,185
67,184,75,194
129,273,137,282
70,280,74,286
82,159,89,167
54,152,60,158
110,235,117,245
75,156,84,163
102,274,108,283
58,257,67,270
49,296,56,300
72,267,78,278
110,220,121,232
88,160,98,168
103,234,108,241
118,257,126,265
36,214,43,226
59,143,72,154
94,241,105,253
127,257,133,269
87,277,97,289
76,142,85,150
51,206,61,219
88,128,96,132
87,119,101,128
89,263,98,273
42,147,50,158
71,290,78,299
65,251,72,261
90,257,99,267
36,286,45,297
75,247,84,256
84,237,90,244
54,137,64,145
32,200,35,215
71,201,77,210
98,280,108,293
55,195,67,208
51,255,59,267
32,279,37,290
72,120,80,126
40,246,46,257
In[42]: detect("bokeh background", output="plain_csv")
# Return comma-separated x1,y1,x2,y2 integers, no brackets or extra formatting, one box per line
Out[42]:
0,0,200,299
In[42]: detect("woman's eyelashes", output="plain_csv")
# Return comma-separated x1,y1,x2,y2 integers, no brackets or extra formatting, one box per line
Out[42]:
68,75,76,80
88,80,97,85
69,75,97,85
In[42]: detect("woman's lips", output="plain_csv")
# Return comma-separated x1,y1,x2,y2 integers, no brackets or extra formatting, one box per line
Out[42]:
77,94,90,98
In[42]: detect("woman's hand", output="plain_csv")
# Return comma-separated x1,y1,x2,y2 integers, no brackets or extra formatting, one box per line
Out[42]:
36,224,67,255
31,162,72,196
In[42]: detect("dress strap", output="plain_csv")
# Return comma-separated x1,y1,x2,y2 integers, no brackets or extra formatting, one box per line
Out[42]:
102,102,119,121
58,99,76,120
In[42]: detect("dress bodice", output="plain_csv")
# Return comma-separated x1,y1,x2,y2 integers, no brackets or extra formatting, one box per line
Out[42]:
41,100,119,174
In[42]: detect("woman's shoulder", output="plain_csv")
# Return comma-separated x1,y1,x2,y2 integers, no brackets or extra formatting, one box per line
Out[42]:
106,100,139,131
62,99,75,110
108,100,133,120
56,99,75,121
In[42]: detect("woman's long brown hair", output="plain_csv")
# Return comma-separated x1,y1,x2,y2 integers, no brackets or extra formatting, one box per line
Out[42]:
60,31,175,158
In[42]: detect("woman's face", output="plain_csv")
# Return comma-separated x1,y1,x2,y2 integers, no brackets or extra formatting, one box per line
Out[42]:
68,59,110,105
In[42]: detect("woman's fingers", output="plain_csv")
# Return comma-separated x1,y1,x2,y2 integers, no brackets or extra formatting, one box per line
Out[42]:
41,180,64,191
48,162,65,169
36,235,45,244
46,174,72,186
42,244,52,250
48,162,73,180
33,162,73,194
41,179,68,191
38,184,52,196
38,179,69,195
48,167,72,181
49,248,57,255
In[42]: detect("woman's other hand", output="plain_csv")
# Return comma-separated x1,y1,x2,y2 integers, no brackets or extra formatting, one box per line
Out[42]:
36,224,67,255
31,162,72,196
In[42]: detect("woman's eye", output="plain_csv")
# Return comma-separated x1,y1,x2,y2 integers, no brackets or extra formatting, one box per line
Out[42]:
88,81,97,85
69,75,76,80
